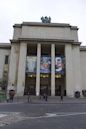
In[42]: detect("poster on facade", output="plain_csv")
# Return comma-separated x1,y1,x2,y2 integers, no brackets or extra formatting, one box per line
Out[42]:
26,56,37,73
55,57,65,75
40,56,51,73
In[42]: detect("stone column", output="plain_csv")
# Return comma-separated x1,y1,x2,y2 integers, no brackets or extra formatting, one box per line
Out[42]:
36,43,41,96
7,43,19,90
17,42,27,96
72,45,81,94
65,44,74,97
51,44,55,96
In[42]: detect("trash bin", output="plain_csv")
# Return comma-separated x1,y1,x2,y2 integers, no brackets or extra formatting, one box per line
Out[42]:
74,91,80,98
82,90,86,97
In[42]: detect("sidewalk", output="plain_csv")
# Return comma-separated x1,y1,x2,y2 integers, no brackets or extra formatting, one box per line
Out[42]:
1,96,86,104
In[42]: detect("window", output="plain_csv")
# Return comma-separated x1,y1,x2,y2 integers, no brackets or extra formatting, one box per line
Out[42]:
5,55,9,64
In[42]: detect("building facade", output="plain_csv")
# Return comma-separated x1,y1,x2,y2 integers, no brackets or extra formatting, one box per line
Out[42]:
0,21,86,97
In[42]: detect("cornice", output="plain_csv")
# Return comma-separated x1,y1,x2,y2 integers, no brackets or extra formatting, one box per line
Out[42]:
80,46,86,51
0,43,11,49
10,38,81,45
13,22,78,30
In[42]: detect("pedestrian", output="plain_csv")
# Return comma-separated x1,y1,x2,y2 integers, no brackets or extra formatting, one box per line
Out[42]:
45,93,48,101
27,91,30,103
9,84,15,102
43,93,45,99
61,94,63,101
43,93,48,101
9,90,15,102
60,85,64,102
6,94,9,102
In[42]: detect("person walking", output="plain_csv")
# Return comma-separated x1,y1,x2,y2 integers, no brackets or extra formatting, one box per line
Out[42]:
61,94,63,101
43,93,48,101
9,90,14,102
6,94,9,102
8,84,15,102
45,93,48,101
60,85,64,102
27,91,30,103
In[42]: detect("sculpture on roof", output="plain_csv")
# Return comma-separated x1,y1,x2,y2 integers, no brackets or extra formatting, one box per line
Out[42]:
41,16,51,23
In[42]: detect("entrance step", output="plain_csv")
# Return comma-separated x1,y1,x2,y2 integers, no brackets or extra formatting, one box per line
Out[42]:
12,95,86,104
14,95,64,102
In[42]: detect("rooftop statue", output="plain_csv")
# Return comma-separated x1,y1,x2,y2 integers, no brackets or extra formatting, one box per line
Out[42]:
41,16,51,23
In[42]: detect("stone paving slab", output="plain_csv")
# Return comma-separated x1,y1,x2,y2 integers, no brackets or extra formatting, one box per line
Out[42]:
0,112,25,127
1,111,86,127
0,112,46,127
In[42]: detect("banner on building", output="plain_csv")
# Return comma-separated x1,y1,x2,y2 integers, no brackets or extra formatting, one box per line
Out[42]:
26,56,65,75
26,56,37,73
55,57,65,75
40,56,51,73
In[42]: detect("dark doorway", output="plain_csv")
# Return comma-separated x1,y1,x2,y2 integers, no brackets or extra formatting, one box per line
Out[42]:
24,74,36,95
40,74,51,96
55,77,66,96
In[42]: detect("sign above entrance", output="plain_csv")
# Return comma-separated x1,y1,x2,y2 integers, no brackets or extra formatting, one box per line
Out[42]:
55,74,61,78
40,74,49,78
27,74,36,77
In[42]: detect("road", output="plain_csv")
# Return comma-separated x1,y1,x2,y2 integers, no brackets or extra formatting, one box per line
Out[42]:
0,102,86,129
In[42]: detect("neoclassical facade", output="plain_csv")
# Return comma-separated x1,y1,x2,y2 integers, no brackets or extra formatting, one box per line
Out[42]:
0,21,86,97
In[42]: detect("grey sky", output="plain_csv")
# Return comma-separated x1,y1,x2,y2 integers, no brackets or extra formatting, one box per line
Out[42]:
0,0,86,45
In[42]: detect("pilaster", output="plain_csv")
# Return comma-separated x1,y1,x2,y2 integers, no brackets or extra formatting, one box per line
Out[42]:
36,43,41,96
17,42,27,96
51,44,55,96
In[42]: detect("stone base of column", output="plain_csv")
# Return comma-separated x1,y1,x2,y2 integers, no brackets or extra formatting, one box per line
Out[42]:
51,90,55,96
36,92,40,96
16,91,24,96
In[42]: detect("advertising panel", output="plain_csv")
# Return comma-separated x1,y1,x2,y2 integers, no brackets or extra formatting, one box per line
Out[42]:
26,56,65,75
55,57,65,75
40,56,51,73
26,56,37,73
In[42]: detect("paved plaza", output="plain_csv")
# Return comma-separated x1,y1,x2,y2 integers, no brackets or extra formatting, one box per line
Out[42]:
0,97,86,129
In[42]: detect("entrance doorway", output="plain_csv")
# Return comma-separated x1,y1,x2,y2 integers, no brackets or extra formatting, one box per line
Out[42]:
55,76,66,96
24,74,36,95
40,74,51,96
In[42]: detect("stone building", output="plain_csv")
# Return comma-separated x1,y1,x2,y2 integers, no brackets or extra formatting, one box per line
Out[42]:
0,20,86,97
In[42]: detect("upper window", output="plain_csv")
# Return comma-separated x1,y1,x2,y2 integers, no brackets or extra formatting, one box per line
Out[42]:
5,55,9,64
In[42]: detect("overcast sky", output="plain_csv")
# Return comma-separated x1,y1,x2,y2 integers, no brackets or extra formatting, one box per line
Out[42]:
0,0,86,45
